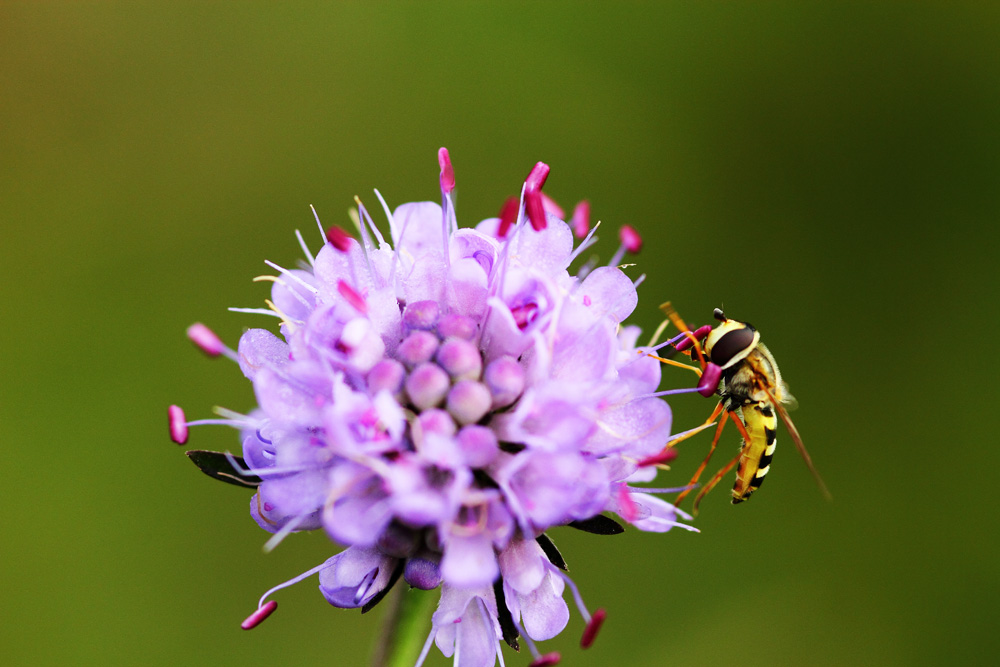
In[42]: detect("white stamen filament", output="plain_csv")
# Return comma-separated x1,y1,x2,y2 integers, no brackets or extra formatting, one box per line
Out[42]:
606,242,627,269
414,625,437,667
441,190,454,270
512,615,542,660
185,418,254,429
252,275,311,310
256,559,333,609
629,386,703,401
213,406,251,421
263,260,319,295
626,485,693,495
310,204,325,246
294,228,316,266
566,219,602,266
262,513,306,553
350,201,378,283
355,197,387,247
228,307,281,318
223,452,324,479
372,189,399,241
554,570,591,623
648,317,671,348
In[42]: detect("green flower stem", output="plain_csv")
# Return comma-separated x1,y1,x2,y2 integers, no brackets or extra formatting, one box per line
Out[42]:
371,586,436,667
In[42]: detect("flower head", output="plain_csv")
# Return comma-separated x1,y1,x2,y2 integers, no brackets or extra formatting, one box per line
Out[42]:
172,150,699,665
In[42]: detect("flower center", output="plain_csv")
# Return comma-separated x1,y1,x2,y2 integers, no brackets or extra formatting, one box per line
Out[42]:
365,300,524,470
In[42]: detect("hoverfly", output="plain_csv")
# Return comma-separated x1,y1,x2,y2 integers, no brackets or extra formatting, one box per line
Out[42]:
654,305,830,511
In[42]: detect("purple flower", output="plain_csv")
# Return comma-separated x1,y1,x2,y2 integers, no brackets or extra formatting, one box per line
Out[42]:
171,150,700,665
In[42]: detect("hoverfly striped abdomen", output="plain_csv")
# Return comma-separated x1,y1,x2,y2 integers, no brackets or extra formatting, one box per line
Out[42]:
732,400,779,504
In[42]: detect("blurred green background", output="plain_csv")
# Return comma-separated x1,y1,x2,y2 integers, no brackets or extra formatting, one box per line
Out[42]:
3,3,997,665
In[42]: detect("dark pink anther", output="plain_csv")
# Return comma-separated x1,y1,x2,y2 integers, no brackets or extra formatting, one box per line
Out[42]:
541,192,564,219
530,653,562,666
168,405,188,444
497,196,519,239
617,485,639,522
511,302,539,330
619,225,642,254
571,200,590,238
438,147,455,194
674,324,712,352
525,190,547,231
186,322,224,357
637,448,679,467
697,362,722,397
241,600,278,630
524,161,550,192
580,608,606,649
337,280,368,315
325,225,354,252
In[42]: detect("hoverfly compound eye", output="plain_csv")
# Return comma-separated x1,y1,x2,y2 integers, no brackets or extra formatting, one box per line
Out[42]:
713,308,726,322
709,326,757,369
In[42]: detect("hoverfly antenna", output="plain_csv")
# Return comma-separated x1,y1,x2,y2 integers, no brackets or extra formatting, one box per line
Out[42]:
713,308,726,322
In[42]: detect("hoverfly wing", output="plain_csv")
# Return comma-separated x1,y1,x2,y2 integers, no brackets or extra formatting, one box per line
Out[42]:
779,382,799,411
761,386,831,501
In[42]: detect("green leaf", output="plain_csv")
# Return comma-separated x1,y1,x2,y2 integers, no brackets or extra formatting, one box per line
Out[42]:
568,515,625,535
185,450,262,488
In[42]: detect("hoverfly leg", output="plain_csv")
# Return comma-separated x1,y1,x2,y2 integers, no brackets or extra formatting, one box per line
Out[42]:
681,408,754,510
674,404,727,507
692,449,742,515
727,409,754,447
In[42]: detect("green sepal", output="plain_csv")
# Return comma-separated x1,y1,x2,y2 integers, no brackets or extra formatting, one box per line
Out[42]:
568,514,625,535
185,450,262,488
536,533,568,571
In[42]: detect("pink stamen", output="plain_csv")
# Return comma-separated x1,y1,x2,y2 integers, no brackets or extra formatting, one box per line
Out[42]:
337,280,368,315
438,147,455,194
525,190,547,231
326,225,354,252
241,600,278,630
619,225,642,254
697,362,722,397
497,196,519,239
571,200,590,238
530,653,562,666
617,484,639,522
525,161,550,192
675,324,712,352
540,192,564,219
186,323,224,357
168,405,188,444
580,608,606,649
637,448,679,467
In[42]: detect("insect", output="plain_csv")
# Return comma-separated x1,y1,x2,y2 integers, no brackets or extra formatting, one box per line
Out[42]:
655,305,830,511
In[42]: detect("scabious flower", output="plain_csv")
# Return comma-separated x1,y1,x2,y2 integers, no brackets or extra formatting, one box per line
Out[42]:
170,149,701,666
